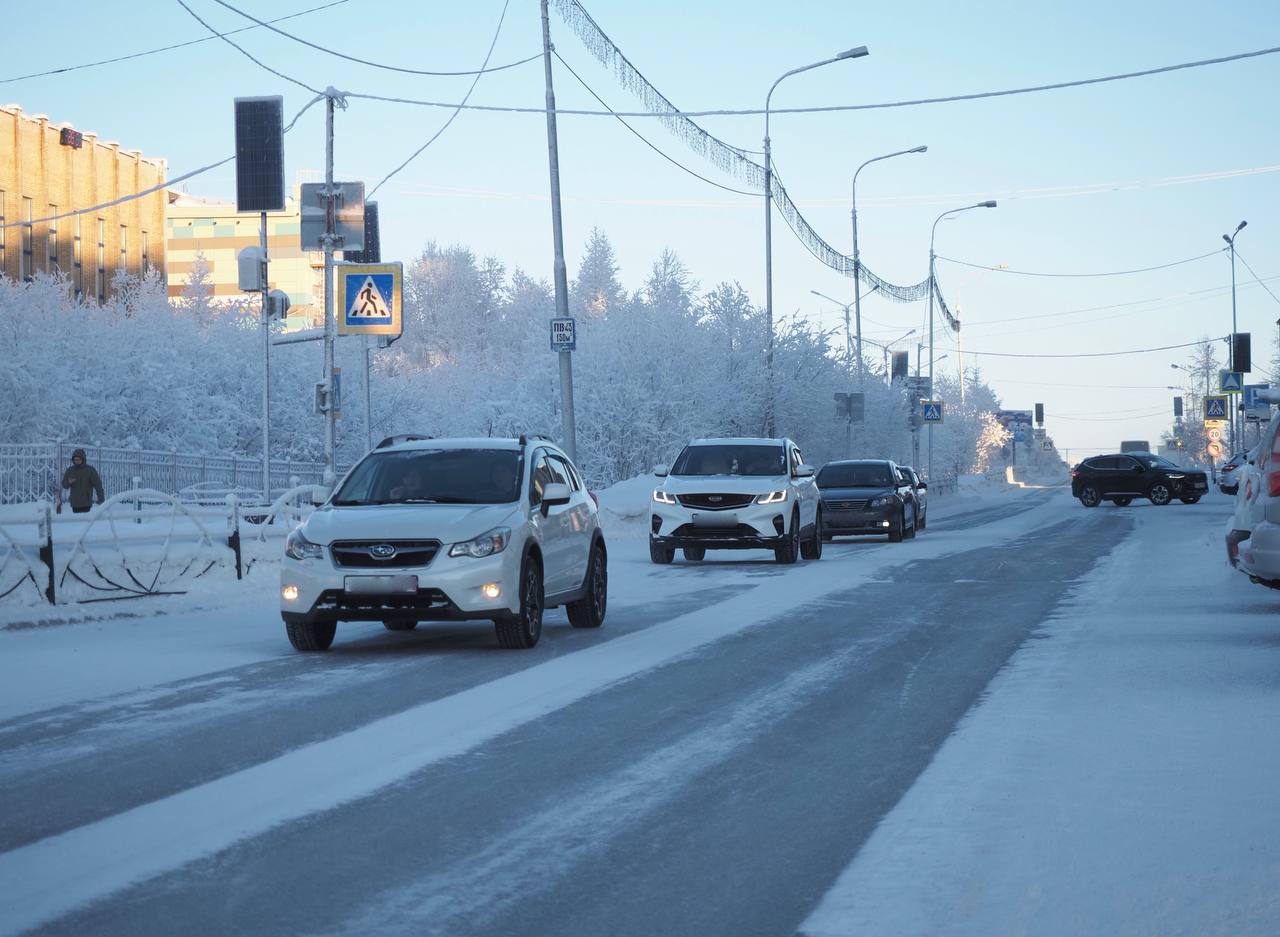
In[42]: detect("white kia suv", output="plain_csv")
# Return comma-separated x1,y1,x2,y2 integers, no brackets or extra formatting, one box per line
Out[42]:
280,435,607,651
649,437,823,564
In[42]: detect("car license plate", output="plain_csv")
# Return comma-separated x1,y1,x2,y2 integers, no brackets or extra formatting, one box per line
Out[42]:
692,511,739,528
344,575,418,595
1194,480,1207,489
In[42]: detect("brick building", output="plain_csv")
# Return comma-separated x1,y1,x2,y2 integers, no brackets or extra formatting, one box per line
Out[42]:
0,105,167,302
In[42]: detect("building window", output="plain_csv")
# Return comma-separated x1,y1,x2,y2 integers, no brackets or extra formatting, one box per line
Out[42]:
96,218,105,302
21,197,33,280
48,205,58,271
119,225,127,274
73,215,82,296
141,230,149,275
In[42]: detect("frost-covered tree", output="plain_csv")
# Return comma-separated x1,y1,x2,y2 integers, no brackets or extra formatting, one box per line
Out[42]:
572,227,625,318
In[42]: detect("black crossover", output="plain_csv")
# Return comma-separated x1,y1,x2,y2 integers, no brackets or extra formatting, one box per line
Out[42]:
1070,452,1208,507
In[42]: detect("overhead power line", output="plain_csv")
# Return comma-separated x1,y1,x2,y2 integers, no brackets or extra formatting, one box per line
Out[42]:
937,248,1225,278
0,0,350,85
344,41,1280,119
174,0,323,95
367,0,512,198
209,0,542,77
551,51,755,198
1234,250,1280,309
941,336,1224,359
1052,409,1171,422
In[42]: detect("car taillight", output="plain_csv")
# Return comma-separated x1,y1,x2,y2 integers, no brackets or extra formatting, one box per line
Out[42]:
1070,469,1079,478
588,490,599,507
1269,472,1280,498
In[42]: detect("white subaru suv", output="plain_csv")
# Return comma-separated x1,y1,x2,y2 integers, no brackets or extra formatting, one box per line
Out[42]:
649,437,823,564
280,435,607,651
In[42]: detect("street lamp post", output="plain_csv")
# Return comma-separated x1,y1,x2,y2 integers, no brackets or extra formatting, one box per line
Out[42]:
764,46,868,436
927,201,997,480
852,145,926,388
1223,220,1246,451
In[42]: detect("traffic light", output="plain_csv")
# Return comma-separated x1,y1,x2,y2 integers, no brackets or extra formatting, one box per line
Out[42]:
891,351,909,381
1173,396,1183,417
1034,403,1044,425
1232,332,1251,373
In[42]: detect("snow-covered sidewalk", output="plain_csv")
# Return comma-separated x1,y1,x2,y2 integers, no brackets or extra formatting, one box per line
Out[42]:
802,497,1280,937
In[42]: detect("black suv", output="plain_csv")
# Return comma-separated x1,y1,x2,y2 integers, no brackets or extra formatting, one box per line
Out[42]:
1070,452,1209,507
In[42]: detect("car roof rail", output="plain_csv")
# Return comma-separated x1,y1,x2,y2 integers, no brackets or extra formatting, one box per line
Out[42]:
375,434,434,449
518,433,555,447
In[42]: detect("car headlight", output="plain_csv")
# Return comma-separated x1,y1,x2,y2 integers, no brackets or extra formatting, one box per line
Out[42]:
449,527,511,559
1167,473,1185,479
755,490,788,504
869,496,895,508
652,489,678,505
284,528,324,561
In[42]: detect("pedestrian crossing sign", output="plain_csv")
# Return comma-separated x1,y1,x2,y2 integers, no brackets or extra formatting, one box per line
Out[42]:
921,400,944,424
1204,395,1229,420
1219,370,1244,394
337,262,402,335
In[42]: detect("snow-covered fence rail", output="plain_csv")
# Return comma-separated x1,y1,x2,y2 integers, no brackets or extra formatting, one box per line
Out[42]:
0,442,333,505
0,485,319,606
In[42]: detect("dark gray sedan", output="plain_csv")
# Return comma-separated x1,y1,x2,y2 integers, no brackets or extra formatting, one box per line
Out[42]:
817,459,918,542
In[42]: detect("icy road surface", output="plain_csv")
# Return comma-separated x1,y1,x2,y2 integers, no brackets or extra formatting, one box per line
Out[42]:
1,488,1277,936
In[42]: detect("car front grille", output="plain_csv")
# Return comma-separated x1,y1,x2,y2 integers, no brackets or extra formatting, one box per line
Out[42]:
824,499,868,511
676,493,755,510
331,540,441,569
316,588,453,611
670,523,768,540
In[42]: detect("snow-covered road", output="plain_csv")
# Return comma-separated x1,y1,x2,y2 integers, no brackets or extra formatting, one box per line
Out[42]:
2,487,1276,936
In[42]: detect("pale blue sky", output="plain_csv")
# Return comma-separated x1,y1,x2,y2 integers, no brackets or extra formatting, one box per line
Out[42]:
9,0,1280,456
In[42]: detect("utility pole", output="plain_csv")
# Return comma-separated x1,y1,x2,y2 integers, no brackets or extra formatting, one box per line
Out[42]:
1224,221,1246,453
541,0,576,460
321,90,338,487
259,210,271,498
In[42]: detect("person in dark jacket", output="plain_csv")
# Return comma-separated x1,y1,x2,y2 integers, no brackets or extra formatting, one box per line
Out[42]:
61,449,104,514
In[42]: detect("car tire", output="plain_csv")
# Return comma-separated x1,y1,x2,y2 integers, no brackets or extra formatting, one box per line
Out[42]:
917,508,926,531
495,555,543,649
649,538,675,564
1149,483,1172,506
383,619,418,631
1079,485,1102,508
284,618,336,652
1113,497,1132,507
1180,495,1201,504
800,510,823,560
905,507,917,539
888,509,904,543
775,510,801,564
682,547,706,562
567,543,607,629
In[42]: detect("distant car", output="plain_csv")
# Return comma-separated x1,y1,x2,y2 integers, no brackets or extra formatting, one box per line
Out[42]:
816,459,918,542
1219,451,1249,495
898,464,928,530
1070,452,1209,507
649,437,823,564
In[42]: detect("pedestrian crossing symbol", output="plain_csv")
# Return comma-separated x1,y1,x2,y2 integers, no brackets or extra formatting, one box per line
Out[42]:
337,262,402,336
921,400,944,424
1204,395,1229,420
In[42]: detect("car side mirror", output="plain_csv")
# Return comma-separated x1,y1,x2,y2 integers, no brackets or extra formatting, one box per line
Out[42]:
541,482,572,515
654,464,669,478
1134,465,1145,473
795,464,815,478
918,482,928,491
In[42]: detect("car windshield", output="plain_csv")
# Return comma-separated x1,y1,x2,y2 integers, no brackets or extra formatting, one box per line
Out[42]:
817,463,894,488
332,449,522,505
1137,454,1180,470
671,444,786,477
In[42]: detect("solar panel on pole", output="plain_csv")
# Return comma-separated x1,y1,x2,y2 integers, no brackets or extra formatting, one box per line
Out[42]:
344,202,380,264
234,96,285,213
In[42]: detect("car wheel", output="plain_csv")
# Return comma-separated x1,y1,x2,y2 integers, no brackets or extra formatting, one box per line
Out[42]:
567,543,607,629
775,510,801,564
1079,485,1101,508
383,619,418,631
1113,497,1132,507
800,510,823,560
888,509,904,543
904,507,917,539
682,547,706,562
284,618,336,652
917,508,926,531
495,555,543,649
1180,495,1201,504
1149,483,1172,506
649,538,675,564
